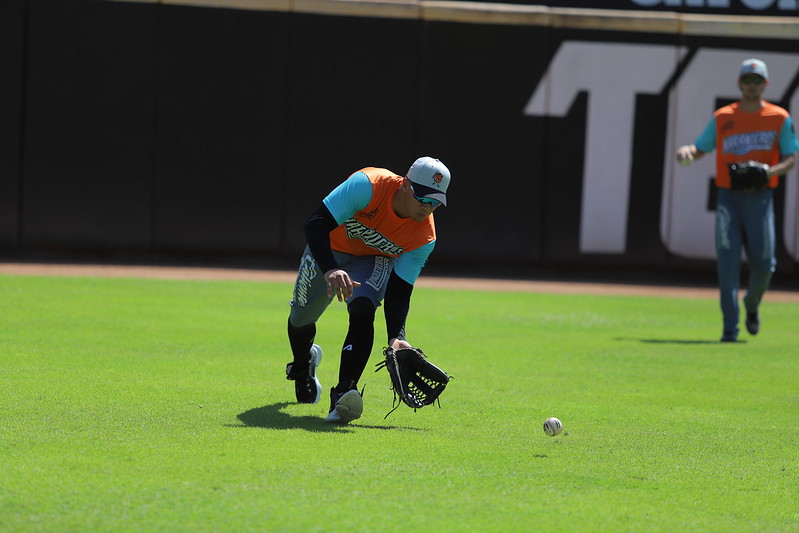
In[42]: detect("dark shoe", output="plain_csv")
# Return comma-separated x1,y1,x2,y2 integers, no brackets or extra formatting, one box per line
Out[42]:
720,331,738,343
285,344,323,404
324,387,363,424
745,311,760,336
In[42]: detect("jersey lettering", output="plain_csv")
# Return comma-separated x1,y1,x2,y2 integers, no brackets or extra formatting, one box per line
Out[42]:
365,256,391,290
722,131,778,155
343,219,405,256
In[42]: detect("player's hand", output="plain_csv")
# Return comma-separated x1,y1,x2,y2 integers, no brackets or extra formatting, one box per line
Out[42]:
676,145,695,166
389,338,413,350
324,269,361,302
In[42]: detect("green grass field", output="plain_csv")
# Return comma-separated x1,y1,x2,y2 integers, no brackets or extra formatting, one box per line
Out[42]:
1,273,798,532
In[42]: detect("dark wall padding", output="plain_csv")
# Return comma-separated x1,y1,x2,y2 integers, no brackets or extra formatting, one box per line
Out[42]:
151,5,291,253
0,0,26,246
21,0,157,249
3,1,798,277
282,14,421,254
417,21,550,264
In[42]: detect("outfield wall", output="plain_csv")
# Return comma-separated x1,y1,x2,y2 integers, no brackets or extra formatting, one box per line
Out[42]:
1,0,798,277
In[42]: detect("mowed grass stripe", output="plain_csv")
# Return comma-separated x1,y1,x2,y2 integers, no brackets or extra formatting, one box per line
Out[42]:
1,275,797,532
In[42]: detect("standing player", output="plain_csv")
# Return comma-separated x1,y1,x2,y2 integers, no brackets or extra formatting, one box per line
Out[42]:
284,157,451,423
676,58,798,342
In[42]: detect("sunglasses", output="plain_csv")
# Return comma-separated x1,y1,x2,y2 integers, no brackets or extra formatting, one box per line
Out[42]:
740,75,765,85
408,183,442,208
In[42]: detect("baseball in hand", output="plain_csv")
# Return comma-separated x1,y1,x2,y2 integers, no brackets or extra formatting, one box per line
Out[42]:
543,417,563,436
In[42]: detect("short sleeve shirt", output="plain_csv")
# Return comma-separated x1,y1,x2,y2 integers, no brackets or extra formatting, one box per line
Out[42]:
695,101,799,189
323,168,436,284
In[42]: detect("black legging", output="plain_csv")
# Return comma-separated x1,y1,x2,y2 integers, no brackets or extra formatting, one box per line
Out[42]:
336,296,376,392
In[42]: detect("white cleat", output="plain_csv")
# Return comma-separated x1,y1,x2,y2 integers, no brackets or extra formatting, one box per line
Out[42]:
307,344,323,404
324,389,363,424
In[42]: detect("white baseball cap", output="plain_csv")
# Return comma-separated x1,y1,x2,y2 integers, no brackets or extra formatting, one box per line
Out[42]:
406,156,451,206
740,58,768,81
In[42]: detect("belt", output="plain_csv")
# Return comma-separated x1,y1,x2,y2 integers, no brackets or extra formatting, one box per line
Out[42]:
724,185,769,193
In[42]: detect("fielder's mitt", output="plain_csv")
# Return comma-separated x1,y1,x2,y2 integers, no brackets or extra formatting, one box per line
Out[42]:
728,161,770,190
375,346,452,417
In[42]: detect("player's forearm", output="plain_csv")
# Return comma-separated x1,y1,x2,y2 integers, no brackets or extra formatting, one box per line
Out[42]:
384,271,412,342
767,154,796,177
304,204,339,273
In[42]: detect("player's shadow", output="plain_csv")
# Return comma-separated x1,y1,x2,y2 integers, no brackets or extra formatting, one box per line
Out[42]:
617,337,746,345
234,403,341,432
232,403,424,432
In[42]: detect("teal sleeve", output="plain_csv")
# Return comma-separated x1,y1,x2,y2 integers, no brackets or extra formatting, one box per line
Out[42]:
780,116,799,155
393,241,435,285
694,116,716,153
322,171,373,225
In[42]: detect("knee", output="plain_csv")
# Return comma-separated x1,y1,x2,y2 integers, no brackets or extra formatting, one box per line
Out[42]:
748,253,776,274
348,297,376,324
289,316,313,329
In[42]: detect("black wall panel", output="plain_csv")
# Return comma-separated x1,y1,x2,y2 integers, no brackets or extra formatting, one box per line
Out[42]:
152,5,290,253
417,21,550,267
539,91,585,265
4,1,798,277
625,93,671,266
21,0,157,249
0,0,26,246
282,14,421,256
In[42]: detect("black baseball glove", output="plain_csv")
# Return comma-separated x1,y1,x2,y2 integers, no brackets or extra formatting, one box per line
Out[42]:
375,346,452,417
728,161,770,190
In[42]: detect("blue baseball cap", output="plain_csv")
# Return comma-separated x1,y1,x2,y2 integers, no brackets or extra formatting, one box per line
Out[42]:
740,58,768,81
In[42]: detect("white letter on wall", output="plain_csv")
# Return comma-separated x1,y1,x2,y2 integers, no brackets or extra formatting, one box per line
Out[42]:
524,42,677,253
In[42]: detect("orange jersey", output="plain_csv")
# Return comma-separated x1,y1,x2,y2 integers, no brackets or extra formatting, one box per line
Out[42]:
710,102,788,189
327,168,436,257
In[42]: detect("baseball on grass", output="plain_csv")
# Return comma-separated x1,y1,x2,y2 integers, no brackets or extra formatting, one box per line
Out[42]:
543,417,563,436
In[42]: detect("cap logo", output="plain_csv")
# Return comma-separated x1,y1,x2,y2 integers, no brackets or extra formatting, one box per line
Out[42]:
433,172,443,186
